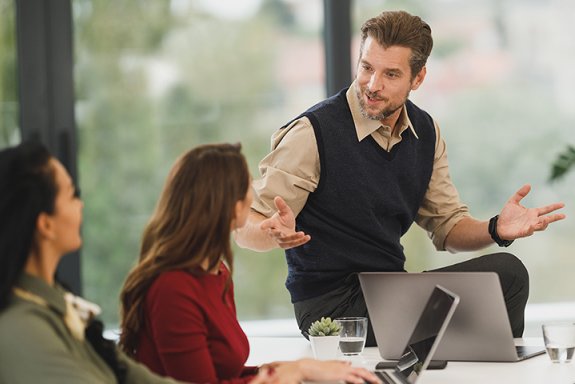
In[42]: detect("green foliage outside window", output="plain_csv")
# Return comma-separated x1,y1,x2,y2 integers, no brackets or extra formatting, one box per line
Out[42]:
549,146,575,182
5,0,566,334
0,0,19,147
74,0,309,326
1,0,573,337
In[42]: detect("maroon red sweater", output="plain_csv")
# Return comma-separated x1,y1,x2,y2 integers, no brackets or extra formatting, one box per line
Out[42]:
135,265,257,384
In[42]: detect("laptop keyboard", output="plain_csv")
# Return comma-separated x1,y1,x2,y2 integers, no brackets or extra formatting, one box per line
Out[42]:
375,370,397,384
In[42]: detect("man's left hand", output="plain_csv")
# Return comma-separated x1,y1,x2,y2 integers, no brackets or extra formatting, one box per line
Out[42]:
497,184,566,240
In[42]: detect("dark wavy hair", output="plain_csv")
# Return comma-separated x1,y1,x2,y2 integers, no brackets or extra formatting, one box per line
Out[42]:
0,140,56,311
0,141,128,382
119,143,250,356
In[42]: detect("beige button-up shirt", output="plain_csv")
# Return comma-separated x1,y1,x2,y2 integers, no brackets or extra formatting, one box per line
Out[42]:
252,81,470,251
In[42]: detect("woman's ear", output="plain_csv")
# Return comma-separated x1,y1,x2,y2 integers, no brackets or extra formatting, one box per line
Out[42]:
231,200,242,230
36,212,55,240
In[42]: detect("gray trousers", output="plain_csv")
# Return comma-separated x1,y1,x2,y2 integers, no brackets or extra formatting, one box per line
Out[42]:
293,252,529,347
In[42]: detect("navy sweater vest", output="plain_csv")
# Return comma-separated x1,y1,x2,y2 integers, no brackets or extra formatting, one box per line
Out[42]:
283,88,436,303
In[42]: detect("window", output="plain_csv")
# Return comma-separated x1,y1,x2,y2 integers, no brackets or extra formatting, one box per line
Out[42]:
73,0,324,326
8,0,570,337
0,0,19,148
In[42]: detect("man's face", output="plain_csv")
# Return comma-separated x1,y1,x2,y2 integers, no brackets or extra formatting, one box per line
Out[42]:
355,36,426,124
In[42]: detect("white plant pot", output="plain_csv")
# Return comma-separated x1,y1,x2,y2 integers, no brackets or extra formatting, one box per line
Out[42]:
309,335,340,360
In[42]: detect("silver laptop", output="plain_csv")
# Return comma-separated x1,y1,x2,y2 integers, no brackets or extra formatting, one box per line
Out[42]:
375,285,459,384
360,272,545,362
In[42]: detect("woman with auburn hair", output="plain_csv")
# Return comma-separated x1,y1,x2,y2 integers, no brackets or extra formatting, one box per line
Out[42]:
0,141,181,384
119,143,380,384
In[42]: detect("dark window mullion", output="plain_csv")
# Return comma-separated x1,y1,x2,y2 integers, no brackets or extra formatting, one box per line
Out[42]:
323,0,352,97
15,0,80,294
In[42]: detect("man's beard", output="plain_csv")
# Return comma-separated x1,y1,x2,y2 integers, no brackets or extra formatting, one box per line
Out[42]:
356,87,409,121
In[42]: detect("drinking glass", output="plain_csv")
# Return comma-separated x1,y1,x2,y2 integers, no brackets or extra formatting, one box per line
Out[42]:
542,322,575,363
334,317,368,356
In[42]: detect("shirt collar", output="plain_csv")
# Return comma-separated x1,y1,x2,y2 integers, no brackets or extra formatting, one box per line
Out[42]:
346,80,419,141
14,273,100,341
15,273,67,316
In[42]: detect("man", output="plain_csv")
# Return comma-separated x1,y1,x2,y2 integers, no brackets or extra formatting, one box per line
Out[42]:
234,10,565,346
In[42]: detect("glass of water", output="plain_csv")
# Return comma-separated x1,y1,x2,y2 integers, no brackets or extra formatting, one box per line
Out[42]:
334,317,368,356
542,322,575,363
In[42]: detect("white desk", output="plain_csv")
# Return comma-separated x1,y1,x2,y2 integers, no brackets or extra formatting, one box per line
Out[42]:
247,337,575,384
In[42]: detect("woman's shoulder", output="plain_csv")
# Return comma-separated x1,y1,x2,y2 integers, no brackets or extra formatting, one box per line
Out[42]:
149,267,230,301
149,270,195,294
145,270,213,315
155,265,229,286
0,298,71,358
156,269,195,281
0,299,121,383
149,269,207,297
0,296,59,330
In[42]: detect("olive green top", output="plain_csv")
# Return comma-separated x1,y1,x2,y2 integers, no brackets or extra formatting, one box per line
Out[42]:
0,273,181,384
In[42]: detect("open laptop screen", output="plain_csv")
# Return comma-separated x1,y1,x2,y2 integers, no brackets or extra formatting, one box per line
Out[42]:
361,272,543,361
393,285,459,383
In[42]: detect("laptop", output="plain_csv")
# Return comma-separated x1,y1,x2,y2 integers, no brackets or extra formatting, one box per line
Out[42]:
359,272,546,362
375,284,459,384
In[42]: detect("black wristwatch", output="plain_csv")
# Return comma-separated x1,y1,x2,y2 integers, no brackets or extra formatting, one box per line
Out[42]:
488,215,514,247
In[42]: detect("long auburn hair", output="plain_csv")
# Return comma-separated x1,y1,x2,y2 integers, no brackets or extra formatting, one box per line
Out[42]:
119,143,250,356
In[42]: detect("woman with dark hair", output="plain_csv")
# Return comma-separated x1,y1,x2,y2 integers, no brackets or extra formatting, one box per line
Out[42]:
0,141,181,383
119,143,379,384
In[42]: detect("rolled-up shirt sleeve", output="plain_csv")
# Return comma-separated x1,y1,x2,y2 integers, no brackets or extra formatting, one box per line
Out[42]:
415,120,470,251
252,117,320,218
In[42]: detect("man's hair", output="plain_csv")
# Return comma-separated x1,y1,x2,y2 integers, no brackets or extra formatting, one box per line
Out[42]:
360,10,433,78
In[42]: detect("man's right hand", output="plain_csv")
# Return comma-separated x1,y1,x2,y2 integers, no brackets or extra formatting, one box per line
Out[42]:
260,196,311,249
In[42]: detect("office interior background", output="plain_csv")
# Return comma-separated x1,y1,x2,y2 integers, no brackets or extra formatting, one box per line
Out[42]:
1,0,574,336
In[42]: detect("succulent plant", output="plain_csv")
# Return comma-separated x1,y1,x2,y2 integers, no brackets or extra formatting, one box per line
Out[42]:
307,317,341,337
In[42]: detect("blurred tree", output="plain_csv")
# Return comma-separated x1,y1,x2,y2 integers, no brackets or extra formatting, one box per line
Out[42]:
0,0,18,147
549,145,575,182
74,0,175,325
74,0,299,325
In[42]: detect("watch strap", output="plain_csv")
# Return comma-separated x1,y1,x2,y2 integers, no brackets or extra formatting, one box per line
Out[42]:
488,215,514,247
